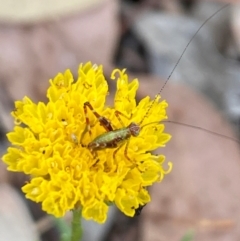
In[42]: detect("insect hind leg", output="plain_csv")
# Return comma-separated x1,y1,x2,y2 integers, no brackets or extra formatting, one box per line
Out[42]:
84,102,114,134
81,102,114,150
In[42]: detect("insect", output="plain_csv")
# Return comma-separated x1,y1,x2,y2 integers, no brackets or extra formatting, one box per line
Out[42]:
82,3,238,162
83,101,142,161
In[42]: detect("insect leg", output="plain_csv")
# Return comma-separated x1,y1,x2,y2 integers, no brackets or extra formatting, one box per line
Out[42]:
124,139,131,162
115,110,131,127
113,142,126,161
84,102,114,132
113,138,132,163
83,102,93,136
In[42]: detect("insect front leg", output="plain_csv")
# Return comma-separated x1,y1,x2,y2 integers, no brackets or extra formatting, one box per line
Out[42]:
115,110,131,127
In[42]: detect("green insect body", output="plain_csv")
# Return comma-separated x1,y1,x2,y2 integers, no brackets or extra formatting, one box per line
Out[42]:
88,122,140,151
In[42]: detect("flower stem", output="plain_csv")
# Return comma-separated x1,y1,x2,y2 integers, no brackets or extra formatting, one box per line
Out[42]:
70,209,83,241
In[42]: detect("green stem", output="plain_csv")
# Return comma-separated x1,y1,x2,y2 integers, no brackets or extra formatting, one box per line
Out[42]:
54,218,71,241
70,209,83,241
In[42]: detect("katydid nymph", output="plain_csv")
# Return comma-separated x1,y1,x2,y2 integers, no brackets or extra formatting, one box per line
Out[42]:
83,3,238,160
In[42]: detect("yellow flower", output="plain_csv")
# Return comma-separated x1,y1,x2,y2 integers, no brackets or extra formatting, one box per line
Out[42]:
2,62,172,223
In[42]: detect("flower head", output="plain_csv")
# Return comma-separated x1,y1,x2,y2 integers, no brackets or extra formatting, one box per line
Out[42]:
2,62,172,223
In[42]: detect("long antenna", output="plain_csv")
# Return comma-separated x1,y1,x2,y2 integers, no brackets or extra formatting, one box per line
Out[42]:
163,120,240,144
140,3,230,125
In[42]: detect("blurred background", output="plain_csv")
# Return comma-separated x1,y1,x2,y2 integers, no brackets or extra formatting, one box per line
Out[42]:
0,0,240,241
